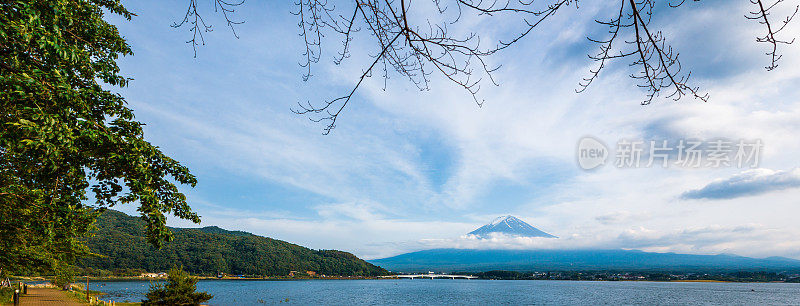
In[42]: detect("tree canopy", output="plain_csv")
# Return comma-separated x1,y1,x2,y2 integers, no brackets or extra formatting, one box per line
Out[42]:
1,0,199,275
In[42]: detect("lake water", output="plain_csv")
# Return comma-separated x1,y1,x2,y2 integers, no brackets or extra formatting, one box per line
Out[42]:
89,279,800,305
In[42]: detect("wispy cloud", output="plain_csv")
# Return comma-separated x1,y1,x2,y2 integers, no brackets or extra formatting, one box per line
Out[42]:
107,0,800,260
681,168,800,200
404,224,800,260
595,211,653,225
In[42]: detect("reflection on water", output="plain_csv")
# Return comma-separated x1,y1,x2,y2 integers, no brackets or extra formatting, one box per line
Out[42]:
90,279,800,305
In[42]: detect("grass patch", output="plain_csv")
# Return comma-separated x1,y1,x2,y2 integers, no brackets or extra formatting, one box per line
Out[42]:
0,287,15,305
66,284,141,305
65,289,91,304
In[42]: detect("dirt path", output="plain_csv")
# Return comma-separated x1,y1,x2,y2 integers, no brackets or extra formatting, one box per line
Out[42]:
20,287,84,306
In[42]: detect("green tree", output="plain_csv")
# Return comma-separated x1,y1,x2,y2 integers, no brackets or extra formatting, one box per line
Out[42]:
142,266,213,306
0,0,199,275
51,265,75,290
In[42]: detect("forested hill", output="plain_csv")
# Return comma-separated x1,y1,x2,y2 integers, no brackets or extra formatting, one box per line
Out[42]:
81,210,387,277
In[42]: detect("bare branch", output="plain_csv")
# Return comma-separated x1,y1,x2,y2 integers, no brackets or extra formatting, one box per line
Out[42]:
580,0,708,104
174,0,798,133
292,31,405,135
172,0,244,57
746,0,798,70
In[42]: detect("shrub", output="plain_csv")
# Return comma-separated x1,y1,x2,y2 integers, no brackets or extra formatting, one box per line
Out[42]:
142,267,212,306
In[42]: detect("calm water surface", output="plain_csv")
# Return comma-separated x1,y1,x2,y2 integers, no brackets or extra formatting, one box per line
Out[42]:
89,279,800,305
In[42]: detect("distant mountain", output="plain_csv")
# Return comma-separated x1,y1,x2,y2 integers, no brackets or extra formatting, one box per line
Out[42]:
370,249,800,273
82,210,388,277
468,215,557,238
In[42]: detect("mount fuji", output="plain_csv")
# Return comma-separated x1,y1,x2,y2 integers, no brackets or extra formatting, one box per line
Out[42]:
369,215,800,273
468,215,557,238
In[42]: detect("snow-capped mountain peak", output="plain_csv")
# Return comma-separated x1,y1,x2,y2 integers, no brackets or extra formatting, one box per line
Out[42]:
468,215,557,238
490,215,514,226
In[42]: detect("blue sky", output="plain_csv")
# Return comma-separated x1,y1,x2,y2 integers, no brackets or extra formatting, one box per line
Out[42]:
107,1,800,259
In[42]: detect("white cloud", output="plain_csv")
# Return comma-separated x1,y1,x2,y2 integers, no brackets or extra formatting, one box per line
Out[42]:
406,224,800,260
116,0,800,260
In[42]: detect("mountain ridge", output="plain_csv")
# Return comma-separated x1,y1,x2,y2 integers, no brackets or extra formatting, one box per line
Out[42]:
370,248,800,273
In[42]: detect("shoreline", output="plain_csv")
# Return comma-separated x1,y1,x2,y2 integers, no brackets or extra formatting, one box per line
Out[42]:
14,275,797,284
80,277,790,283
84,276,383,282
